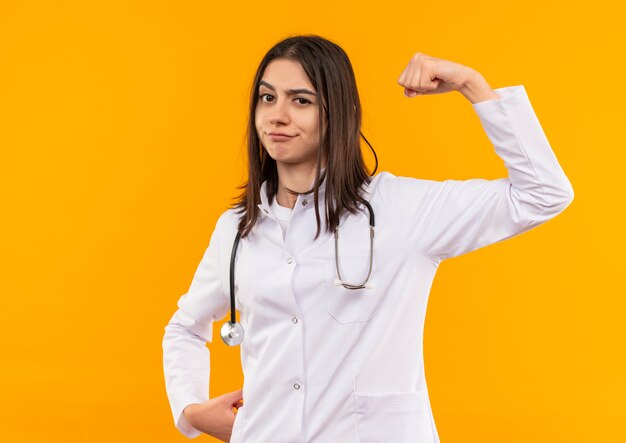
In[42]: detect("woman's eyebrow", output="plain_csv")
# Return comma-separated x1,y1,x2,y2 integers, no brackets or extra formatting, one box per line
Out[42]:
258,80,317,96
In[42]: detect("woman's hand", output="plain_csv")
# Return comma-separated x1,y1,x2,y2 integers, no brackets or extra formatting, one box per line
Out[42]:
183,389,244,442
397,53,500,103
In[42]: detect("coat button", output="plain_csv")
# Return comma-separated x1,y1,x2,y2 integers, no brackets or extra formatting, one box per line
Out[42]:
293,383,301,390
292,317,298,324
287,257,294,264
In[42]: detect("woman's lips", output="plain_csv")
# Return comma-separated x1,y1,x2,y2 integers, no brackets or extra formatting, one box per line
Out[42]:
268,134,296,141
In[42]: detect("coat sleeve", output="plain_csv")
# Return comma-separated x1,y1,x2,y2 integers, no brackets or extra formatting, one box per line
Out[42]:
162,214,231,438
378,85,575,262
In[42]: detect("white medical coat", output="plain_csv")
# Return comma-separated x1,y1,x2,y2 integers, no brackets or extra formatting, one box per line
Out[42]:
162,85,574,442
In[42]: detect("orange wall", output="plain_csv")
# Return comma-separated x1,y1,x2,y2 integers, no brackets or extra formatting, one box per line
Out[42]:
1,1,623,442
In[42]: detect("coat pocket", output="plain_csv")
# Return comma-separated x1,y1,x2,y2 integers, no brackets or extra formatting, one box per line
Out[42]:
354,390,434,443
324,251,384,324
229,405,246,443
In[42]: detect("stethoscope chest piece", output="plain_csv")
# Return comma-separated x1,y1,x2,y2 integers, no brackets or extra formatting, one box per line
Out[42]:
221,321,244,346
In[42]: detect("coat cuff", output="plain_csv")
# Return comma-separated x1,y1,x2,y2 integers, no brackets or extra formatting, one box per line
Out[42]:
174,403,203,438
471,84,526,115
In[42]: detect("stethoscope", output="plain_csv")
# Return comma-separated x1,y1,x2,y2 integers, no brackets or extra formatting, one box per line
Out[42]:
220,200,375,346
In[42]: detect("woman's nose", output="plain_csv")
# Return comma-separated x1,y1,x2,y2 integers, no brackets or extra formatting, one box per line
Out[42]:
268,101,290,125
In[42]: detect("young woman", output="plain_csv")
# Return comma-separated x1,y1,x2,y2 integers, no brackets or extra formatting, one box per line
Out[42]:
163,35,574,442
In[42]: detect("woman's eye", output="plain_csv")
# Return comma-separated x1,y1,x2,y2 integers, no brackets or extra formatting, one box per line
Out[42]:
259,93,311,106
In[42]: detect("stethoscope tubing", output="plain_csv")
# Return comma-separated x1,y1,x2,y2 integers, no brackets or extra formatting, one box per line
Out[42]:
221,200,374,346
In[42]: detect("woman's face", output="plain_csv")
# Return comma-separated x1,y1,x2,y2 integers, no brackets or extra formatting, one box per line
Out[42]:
255,58,326,169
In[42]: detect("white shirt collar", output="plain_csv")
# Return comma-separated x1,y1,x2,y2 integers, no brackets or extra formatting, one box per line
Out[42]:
270,196,293,221
258,168,327,216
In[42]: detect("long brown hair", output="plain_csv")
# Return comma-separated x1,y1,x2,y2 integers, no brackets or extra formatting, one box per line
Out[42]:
232,34,378,240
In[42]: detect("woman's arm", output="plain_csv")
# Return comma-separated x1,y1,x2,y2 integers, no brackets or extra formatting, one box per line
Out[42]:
382,53,575,262
162,215,231,438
